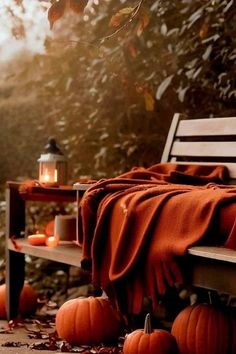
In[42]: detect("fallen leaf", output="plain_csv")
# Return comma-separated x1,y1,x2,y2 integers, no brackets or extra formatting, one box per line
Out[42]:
2,341,28,348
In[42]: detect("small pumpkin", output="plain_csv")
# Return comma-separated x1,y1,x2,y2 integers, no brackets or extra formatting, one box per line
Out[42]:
0,282,38,319
171,303,236,354
55,296,122,345
123,313,178,354
45,220,54,237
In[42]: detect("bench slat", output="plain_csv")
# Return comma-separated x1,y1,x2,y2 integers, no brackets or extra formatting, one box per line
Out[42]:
176,117,236,137
188,246,236,263
171,141,236,157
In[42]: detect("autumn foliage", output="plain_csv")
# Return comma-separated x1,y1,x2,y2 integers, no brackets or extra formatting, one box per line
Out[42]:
0,0,236,185
48,0,88,29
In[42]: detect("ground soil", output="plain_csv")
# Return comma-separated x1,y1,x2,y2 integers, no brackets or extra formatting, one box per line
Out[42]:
0,317,124,354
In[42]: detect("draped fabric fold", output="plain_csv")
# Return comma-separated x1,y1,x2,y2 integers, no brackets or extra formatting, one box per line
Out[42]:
78,163,236,314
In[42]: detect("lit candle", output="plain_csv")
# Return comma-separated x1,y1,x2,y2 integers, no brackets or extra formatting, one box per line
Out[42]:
46,235,59,248
43,169,50,182
28,234,47,246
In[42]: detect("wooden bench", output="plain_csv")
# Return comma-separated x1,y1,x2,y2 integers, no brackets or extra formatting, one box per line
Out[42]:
161,113,236,296
5,113,236,319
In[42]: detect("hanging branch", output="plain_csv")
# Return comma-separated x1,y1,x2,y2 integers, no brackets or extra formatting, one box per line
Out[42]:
52,0,146,51
98,0,145,44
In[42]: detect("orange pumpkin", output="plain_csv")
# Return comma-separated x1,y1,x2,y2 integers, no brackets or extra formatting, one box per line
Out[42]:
55,296,122,345
45,220,54,237
123,313,178,354
0,283,38,319
171,304,236,354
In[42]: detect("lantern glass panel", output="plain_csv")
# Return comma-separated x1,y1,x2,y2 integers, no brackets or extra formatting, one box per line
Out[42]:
39,161,57,183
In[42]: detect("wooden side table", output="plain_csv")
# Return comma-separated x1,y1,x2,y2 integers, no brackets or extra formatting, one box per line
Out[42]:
5,181,87,320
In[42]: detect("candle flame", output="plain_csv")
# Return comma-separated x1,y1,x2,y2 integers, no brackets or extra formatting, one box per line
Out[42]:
43,169,50,182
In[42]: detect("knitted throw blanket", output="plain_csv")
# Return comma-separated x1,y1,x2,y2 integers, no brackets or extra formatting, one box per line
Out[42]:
78,163,236,314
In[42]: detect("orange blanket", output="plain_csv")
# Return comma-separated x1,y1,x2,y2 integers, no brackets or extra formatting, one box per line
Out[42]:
78,163,236,314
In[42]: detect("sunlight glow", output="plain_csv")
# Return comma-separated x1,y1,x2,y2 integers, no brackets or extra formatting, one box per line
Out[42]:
0,0,51,62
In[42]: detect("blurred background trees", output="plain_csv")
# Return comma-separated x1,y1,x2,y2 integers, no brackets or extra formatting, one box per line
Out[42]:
0,0,235,187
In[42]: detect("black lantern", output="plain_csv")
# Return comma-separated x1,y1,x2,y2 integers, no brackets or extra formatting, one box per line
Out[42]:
38,138,67,186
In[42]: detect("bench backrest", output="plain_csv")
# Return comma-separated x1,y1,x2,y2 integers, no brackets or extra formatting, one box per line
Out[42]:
161,113,236,181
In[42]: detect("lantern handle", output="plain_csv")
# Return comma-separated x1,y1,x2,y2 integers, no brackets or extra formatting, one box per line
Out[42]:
45,137,63,155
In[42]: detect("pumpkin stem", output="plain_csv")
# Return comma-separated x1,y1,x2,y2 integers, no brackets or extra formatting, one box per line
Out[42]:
144,313,153,334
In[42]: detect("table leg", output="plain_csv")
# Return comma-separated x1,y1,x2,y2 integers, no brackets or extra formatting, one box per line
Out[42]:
5,184,26,320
